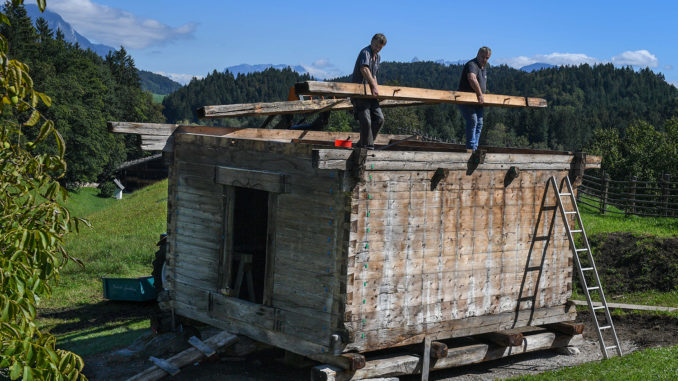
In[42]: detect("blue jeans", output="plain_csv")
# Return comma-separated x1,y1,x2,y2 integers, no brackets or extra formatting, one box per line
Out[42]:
458,105,484,151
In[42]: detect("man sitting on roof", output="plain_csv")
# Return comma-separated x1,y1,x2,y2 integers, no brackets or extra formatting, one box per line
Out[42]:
351,33,387,150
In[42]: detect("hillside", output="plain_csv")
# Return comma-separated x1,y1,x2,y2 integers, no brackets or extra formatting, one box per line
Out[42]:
138,70,182,95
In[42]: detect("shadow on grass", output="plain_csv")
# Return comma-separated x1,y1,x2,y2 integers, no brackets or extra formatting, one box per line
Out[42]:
39,300,156,356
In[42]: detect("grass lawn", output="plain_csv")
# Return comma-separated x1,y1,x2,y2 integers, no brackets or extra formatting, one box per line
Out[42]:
578,198,678,238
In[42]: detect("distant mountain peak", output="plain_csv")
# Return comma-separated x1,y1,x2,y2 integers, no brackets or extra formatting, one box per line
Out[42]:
24,4,115,57
225,63,307,76
520,62,556,72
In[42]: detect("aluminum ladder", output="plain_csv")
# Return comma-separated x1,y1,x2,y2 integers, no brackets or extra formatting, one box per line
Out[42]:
549,175,622,358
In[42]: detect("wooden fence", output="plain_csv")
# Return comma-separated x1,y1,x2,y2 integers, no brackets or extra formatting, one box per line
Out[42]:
577,173,678,217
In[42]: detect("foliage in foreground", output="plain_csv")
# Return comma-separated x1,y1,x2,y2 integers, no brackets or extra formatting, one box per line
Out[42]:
0,1,86,379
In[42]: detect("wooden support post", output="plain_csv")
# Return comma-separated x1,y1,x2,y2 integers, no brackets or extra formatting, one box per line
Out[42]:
421,337,431,381
601,171,609,214
628,176,637,216
662,173,670,217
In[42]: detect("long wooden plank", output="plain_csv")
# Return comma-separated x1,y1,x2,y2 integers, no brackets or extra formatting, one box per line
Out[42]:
198,98,424,119
295,81,547,108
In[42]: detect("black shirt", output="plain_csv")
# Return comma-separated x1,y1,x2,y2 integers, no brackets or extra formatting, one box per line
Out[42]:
458,58,487,93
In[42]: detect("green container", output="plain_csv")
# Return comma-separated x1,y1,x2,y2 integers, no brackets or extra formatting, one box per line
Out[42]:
102,276,157,302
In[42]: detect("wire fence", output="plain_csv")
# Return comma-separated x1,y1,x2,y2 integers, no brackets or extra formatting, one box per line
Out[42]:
577,172,678,217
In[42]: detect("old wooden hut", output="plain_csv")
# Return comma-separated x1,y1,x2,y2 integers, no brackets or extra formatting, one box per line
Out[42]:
110,121,600,370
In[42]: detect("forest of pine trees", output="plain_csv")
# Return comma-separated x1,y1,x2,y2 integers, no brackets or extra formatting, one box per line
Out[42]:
1,2,163,185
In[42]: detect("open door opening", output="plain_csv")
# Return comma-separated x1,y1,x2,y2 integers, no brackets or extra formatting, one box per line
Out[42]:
231,186,268,304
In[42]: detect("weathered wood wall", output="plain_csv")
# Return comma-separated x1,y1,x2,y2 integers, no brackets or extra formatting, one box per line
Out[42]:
166,133,349,356
344,167,577,352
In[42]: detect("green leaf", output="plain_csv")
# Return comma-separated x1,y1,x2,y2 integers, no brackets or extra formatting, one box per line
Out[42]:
23,110,40,127
37,0,46,12
23,365,34,381
9,362,21,380
0,13,10,26
36,91,51,107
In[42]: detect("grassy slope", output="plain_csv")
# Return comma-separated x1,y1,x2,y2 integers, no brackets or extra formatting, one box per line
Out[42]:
44,180,168,309
38,181,167,356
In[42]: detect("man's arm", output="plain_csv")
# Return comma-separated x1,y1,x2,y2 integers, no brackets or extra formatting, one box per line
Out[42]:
360,65,379,96
467,72,483,104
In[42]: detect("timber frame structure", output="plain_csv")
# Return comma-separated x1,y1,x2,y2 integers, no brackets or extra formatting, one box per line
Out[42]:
109,82,600,378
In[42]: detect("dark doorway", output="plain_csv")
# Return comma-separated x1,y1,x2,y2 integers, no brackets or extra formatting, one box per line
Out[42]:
231,187,268,304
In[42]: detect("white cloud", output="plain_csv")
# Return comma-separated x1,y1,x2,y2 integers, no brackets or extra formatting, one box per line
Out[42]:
300,59,345,80
49,0,196,49
155,72,203,86
665,64,674,70
496,52,600,69
612,50,658,68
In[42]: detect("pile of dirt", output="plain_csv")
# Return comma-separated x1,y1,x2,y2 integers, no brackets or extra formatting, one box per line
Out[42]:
589,232,678,294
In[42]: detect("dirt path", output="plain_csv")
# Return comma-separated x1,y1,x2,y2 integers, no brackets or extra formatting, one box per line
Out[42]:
83,311,678,381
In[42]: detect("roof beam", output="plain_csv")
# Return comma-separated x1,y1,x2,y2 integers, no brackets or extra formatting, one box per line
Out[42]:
295,81,547,108
198,98,424,119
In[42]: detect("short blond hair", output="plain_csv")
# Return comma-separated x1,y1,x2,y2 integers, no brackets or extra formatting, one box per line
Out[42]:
477,46,491,57
372,33,387,46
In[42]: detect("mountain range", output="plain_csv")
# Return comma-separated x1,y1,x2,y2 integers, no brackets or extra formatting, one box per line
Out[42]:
24,4,115,57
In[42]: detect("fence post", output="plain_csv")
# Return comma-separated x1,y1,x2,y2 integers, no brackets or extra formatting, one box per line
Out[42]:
601,171,609,215
628,176,637,216
662,173,670,217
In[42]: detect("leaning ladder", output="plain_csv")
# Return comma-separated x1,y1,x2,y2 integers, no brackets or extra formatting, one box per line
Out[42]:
549,175,622,358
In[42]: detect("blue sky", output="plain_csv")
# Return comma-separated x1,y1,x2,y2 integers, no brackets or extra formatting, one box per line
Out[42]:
47,0,677,86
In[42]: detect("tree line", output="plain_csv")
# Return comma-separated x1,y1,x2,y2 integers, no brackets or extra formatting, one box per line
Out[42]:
1,1,164,185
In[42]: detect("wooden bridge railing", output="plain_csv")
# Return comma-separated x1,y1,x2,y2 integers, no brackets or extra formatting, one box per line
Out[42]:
577,172,678,217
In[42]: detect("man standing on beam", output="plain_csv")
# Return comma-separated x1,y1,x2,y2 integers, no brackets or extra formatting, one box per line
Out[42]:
458,46,491,152
352,33,387,150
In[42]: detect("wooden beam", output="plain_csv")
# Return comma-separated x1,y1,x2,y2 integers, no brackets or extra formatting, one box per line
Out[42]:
214,166,287,193
571,299,678,312
198,98,424,119
477,330,524,347
318,332,583,380
127,330,238,381
541,322,585,336
295,81,547,108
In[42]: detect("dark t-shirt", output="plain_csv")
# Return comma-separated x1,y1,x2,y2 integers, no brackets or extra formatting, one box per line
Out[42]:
352,45,380,84
458,58,487,93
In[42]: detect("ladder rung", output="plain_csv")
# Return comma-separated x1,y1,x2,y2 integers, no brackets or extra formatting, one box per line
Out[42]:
587,286,600,291
526,266,542,271
599,325,612,330
518,296,535,301
542,206,557,211
533,236,549,241
592,306,605,310
559,193,572,196
576,248,589,252
581,267,594,271
605,345,618,350
564,211,577,214
571,229,583,233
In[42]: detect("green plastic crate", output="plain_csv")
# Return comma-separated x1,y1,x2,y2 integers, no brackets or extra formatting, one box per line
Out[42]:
102,276,157,302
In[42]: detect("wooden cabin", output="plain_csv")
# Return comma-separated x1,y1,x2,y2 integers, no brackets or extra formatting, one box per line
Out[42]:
110,122,600,369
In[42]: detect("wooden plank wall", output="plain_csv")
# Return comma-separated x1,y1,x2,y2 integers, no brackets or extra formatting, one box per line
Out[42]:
344,168,577,352
168,133,349,355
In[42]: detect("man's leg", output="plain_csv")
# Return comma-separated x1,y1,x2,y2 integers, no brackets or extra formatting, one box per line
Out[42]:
354,100,372,147
459,105,477,150
473,107,484,151
368,102,384,148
